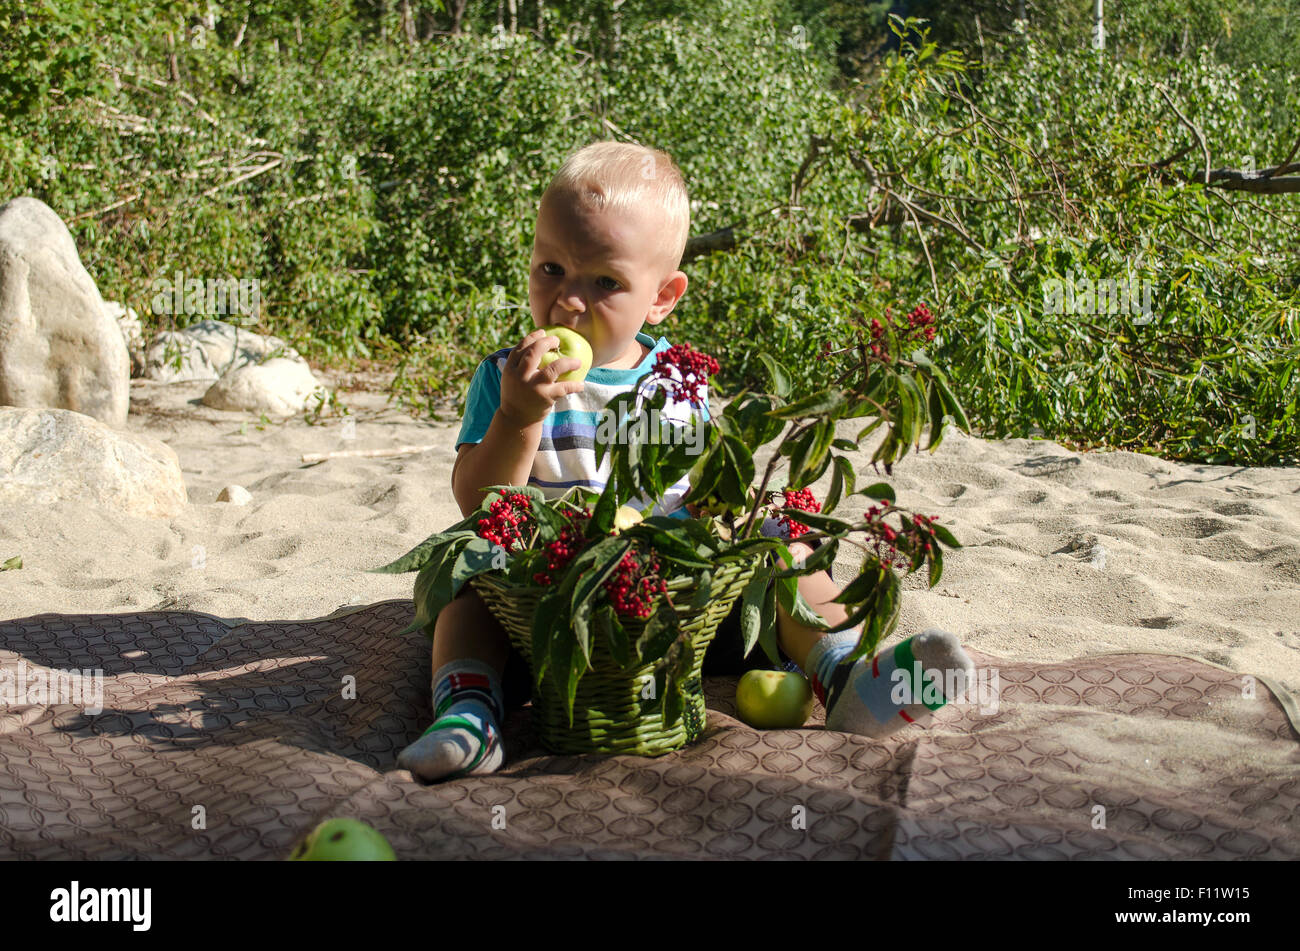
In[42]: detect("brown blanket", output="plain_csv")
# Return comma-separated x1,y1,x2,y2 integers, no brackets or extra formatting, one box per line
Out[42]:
2,600,1297,859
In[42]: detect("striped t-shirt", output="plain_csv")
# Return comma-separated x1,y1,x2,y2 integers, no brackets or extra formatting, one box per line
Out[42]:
455,332,711,518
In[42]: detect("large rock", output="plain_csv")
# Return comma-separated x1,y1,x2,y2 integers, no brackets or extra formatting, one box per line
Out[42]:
145,319,303,384
0,197,130,427
0,407,187,518
201,357,329,418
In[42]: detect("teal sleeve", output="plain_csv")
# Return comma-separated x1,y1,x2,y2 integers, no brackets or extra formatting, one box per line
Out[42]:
456,358,503,448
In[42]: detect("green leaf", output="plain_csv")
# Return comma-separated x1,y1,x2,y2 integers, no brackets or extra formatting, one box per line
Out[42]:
773,537,838,578
833,559,889,607
757,575,780,666
855,417,886,443
859,482,896,503
783,427,816,485
644,532,715,570
737,565,770,659
925,378,948,451
774,571,828,630
823,452,846,515
399,536,472,638
558,620,588,728
598,604,631,668
483,484,546,507
721,433,757,496
767,387,847,420
368,523,478,574
932,524,962,548
934,374,971,431
527,499,570,538
594,393,637,467
569,536,632,617
899,372,929,449
635,600,681,665
845,573,901,661
756,352,793,399
449,536,499,595
532,591,562,686
677,516,725,553
823,454,856,514
927,543,944,587
767,509,850,535
789,419,836,488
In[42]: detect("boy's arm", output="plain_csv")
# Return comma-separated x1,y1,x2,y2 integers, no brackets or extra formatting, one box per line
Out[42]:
452,328,586,517
452,410,545,518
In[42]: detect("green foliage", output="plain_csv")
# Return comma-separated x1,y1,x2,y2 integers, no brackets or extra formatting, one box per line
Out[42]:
1,1,1295,465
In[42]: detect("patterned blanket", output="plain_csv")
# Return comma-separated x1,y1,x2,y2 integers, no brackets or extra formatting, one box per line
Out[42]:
2,600,1297,859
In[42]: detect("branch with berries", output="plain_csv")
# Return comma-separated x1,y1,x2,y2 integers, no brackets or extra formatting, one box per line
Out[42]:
372,302,971,723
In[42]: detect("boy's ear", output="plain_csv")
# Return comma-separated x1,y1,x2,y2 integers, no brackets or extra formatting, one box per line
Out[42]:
646,271,688,325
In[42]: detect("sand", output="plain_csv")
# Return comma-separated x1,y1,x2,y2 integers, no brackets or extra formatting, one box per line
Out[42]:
3,369,1298,703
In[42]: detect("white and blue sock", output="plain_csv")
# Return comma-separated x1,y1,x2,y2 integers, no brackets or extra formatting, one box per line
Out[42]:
397,659,505,782
806,628,974,737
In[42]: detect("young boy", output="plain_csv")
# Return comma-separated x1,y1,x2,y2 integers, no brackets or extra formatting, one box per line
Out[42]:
397,142,974,783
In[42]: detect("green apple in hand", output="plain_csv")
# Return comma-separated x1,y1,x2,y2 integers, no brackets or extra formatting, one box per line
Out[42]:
287,817,396,861
735,669,814,729
538,326,593,383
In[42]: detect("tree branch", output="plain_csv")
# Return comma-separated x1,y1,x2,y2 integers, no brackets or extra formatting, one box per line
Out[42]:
1199,164,1300,193
1156,84,1210,184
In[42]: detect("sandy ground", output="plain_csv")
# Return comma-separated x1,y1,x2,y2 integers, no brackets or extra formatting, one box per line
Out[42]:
3,369,1298,701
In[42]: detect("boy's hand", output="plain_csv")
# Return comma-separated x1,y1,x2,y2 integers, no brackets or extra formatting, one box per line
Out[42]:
499,328,587,427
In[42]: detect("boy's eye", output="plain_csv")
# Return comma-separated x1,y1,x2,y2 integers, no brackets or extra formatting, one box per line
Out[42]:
540,263,619,291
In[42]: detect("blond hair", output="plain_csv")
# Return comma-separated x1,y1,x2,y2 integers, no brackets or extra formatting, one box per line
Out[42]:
542,141,691,273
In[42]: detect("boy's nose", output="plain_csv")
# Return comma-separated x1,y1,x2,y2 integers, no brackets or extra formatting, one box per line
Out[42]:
556,286,586,312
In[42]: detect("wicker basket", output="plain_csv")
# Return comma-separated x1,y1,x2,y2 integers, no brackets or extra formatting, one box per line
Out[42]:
470,558,757,756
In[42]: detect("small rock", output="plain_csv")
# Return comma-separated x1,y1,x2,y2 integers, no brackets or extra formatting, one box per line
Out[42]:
216,485,252,505
202,357,329,418
145,319,303,384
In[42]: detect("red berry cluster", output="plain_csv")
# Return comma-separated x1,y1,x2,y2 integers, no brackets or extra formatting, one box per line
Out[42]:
777,487,821,540
532,507,593,586
602,549,668,619
866,303,938,361
652,343,719,406
476,493,533,550
906,303,937,342
863,504,940,568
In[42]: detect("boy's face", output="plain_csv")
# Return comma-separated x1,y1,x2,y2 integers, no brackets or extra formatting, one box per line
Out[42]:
529,192,687,370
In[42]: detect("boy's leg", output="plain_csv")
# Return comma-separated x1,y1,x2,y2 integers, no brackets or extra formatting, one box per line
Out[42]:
774,540,975,738
397,586,512,783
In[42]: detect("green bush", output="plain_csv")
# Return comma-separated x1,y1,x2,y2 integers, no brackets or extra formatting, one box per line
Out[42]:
1,2,1295,464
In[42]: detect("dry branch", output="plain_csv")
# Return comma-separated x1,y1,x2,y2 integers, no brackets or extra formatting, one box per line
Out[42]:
301,445,439,464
